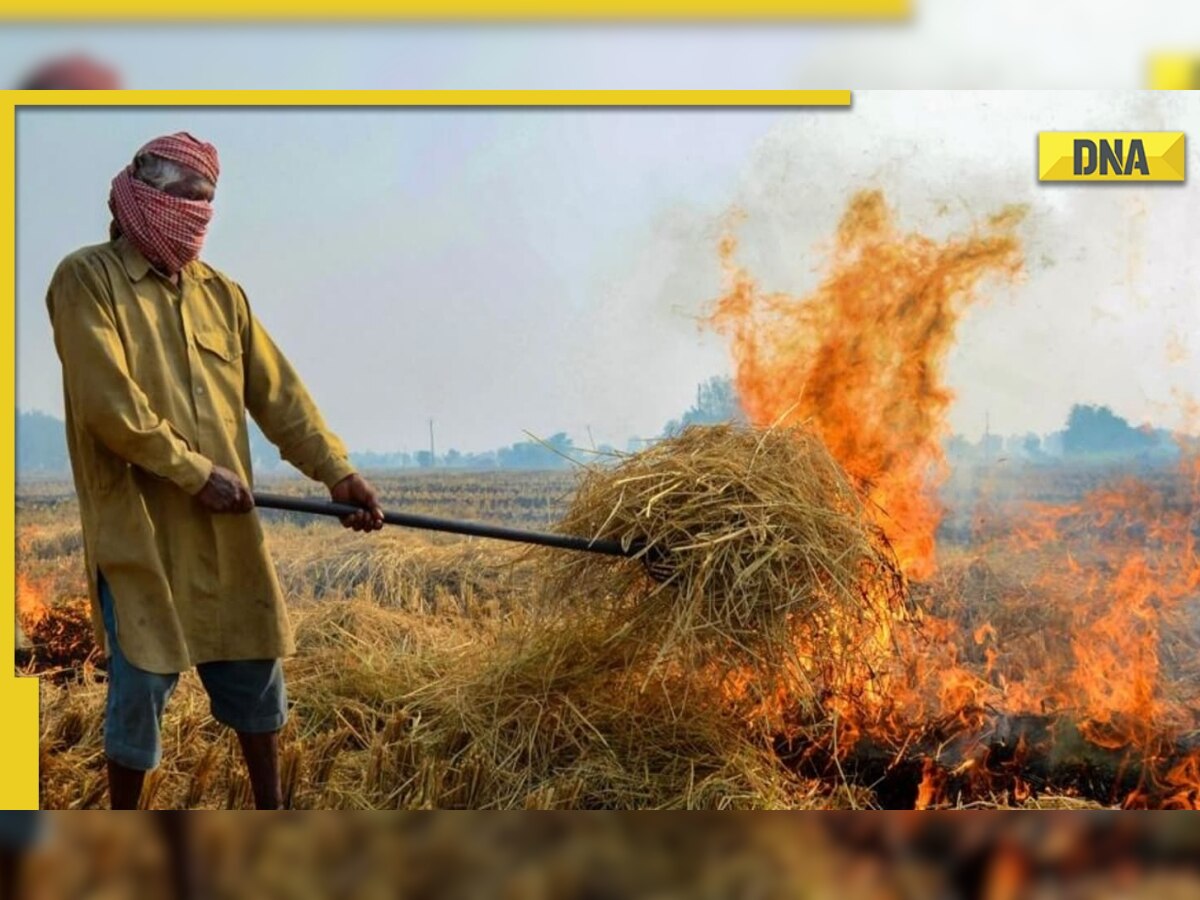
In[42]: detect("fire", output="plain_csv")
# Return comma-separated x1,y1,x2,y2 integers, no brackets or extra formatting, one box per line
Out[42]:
913,758,941,809
16,573,49,629
16,580,97,674
710,189,1024,579
711,189,1200,808
1157,751,1200,809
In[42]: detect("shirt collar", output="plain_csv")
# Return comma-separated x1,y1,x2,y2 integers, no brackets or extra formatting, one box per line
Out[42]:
115,235,151,282
115,235,215,284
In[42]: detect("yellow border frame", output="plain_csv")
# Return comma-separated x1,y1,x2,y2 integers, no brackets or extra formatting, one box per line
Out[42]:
1149,54,1200,90
5,0,907,20
1,88,850,810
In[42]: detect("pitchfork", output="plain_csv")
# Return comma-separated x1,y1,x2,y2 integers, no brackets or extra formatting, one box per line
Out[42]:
251,492,671,578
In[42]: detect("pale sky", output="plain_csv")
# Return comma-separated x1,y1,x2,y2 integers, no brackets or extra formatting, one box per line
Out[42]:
16,92,1200,454
2,0,1199,91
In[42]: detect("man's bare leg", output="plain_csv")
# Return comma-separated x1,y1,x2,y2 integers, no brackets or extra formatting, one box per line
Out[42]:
107,758,147,810
236,731,282,809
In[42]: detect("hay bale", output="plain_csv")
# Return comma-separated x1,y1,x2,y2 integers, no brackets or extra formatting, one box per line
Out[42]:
547,424,908,679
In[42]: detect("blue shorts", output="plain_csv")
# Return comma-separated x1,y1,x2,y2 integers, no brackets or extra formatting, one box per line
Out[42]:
99,574,288,771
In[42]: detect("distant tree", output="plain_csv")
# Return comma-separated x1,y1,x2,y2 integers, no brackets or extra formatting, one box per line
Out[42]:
1146,427,1182,461
663,376,745,436
979,433,1004,460
1000,432,1042,461
1062,404,1154,458
16,410,69,476
544,432,574,459
463,450,497,468
350,450,414,469
1043,430,1066,457
414,450,435,469
497,432,574,470
944,434,975,463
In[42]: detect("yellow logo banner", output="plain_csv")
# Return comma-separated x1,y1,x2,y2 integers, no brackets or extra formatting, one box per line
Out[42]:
1038,132,1185,183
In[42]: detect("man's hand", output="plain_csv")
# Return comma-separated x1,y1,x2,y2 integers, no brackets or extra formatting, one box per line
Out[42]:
330,474,385,532
196,465,254,514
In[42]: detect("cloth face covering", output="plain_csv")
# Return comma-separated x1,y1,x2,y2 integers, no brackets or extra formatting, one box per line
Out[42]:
108,132,220,276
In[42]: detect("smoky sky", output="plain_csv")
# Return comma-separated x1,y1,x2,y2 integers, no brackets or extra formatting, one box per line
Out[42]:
16,93,1200,454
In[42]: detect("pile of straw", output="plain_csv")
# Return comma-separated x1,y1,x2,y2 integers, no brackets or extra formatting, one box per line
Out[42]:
355,614,805,809
549,424,908,679
39,600,819,809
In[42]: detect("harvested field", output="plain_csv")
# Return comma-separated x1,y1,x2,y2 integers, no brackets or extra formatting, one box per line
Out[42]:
27,443,1200,810
25,449,871,810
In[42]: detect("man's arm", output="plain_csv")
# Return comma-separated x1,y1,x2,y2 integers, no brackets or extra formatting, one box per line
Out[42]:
237,285,383,531
47,256,216,496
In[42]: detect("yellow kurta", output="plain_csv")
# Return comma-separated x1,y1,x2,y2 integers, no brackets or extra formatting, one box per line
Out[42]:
47,236,357,674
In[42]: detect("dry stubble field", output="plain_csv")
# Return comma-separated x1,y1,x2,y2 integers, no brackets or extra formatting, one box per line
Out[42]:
21,463,1191,811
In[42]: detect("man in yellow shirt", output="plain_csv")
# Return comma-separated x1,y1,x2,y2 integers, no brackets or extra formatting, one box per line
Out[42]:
46,132,385,809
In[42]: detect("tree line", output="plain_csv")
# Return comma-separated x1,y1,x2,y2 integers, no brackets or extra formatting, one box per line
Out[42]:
15,383,1185,477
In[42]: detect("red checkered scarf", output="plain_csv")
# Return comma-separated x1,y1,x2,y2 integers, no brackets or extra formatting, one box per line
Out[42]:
108,132,220,276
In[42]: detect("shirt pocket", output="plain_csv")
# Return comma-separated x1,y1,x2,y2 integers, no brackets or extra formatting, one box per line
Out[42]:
193,329,246,425
194,329,243,364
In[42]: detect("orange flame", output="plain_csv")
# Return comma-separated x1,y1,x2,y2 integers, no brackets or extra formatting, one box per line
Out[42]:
708,189,1200,806
710,190,1024,579
16,573,49,630
913,758,942,810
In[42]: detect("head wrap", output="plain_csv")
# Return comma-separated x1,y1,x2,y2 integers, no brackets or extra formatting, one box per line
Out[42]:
108,132,220,276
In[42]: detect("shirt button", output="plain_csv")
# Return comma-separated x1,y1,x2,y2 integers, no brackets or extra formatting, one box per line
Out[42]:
196,386,204,395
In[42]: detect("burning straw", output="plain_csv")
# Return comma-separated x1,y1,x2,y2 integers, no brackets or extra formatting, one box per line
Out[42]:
547,423,909,688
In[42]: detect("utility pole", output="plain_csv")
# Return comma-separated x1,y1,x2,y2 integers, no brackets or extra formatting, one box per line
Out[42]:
429,418,436,467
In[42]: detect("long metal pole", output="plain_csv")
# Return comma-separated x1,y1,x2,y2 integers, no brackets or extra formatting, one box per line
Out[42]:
252,491,636,559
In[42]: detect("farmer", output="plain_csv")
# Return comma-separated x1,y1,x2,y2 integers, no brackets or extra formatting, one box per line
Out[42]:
45,132,385,810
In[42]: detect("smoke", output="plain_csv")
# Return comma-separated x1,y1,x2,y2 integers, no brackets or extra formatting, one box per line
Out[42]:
717,90,1200,439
